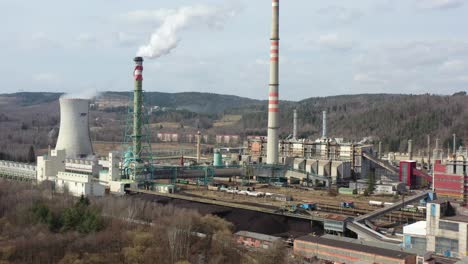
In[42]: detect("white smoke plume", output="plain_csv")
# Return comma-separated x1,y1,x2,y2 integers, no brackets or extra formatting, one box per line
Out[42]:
136,4,238,59
61,89,101,100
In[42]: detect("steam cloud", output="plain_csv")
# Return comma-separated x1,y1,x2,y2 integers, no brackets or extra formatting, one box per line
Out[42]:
61,89,100,100
136,4,238,59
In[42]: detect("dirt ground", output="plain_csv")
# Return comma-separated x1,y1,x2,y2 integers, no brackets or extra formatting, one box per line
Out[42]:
179,183,401,210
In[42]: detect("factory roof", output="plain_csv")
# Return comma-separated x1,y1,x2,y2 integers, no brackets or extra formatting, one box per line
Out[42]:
295,235,414,259
442,215,468,223
235,231,281,243
403,221,427,236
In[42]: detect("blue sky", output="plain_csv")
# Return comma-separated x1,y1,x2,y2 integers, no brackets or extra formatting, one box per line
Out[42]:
0,0,467,100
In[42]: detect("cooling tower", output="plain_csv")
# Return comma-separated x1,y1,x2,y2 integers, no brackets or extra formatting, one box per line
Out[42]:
55,98,94,158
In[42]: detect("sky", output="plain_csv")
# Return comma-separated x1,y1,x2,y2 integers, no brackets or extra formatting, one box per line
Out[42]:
0,0,467,100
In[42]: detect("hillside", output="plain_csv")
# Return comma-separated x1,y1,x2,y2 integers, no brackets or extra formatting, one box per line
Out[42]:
0,91,467,161
100,91,262,113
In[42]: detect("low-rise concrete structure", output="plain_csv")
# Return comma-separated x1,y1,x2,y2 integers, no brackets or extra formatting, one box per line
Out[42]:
56,171,105,197
404,200,468,259
234,231,281,250
426,201,468,258
294,235,417,264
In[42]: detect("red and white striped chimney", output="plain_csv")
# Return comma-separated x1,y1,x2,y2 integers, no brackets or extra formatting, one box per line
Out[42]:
267,0,280,164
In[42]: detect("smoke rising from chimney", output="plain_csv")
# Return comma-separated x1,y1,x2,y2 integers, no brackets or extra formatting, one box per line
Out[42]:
136,4,239,59
61,89,100,100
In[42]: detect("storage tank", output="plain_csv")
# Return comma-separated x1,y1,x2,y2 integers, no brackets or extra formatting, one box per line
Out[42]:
55,98,94,158
213,150,223,167
369,200,383,206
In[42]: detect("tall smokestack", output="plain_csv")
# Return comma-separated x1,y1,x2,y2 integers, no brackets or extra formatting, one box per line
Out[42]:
434,138,440,160
427,135,431,166
408,139,413,160
322,110,327,138
378,141,382,159
133,57,144,159
453,133,457,155
293,109,298,139
266,0,280,165
197,131,201,163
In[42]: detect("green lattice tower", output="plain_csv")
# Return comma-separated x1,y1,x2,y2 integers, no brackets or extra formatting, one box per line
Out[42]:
121,57,154,182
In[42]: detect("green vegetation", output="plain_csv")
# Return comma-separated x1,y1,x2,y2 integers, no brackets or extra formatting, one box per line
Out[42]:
2,92,63,106
0,180,298,264
31,196,104,233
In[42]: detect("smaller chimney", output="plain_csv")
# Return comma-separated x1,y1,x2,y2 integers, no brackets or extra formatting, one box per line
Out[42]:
322,110,327,138
293,109,298,139
453,133,457,155
197,131,201,163
378,141,382,159
434,138,440,160
427,135,431,167
408,139,413,160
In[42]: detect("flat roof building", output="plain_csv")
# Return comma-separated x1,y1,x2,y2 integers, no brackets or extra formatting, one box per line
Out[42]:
294,235,417,264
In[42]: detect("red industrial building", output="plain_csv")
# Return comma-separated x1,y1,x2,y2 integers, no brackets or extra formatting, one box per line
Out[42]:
399,157,467,202
433,159,466,200
399,160,432,189
234,231,281,250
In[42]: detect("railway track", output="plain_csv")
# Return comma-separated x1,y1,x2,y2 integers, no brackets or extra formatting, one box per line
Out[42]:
318,203,425,221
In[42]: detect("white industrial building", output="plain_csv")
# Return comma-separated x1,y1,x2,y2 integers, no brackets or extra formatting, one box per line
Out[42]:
0,160,36,181
56,171,105,197
404,200,468,258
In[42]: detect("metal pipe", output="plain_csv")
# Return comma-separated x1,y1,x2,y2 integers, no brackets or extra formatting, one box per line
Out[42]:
266,0,280,164
453,133,457,155
322,110,327,138
293,109,297,139
378,141,382,159
133,57,143,159
197,131,201,163
408,140,413,160
427,135,431,167
434,138,440,160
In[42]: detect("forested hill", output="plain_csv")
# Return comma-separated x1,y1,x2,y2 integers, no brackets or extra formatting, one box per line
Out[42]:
1,91,467,153
239,93,468,152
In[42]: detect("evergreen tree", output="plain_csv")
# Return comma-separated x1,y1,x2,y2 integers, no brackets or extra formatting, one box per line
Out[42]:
28,145,36,163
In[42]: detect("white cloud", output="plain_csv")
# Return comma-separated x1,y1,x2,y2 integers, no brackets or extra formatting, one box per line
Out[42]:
122,9,175,24
32,73,61,84
439,59,465,72
457,76,468,82
76,33,96,46
318,33,354,51
23,32,60,50
353,73,387,85
316,6,363,23
115,32,140,46
353,40,468,94
415,0,464,10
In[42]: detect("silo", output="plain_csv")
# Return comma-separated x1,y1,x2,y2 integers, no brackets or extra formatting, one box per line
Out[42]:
55,98,94,158
213,150,223,167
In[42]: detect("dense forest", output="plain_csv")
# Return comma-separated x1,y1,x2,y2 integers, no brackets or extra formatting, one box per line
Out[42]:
0,180,294,264
0,92,467,162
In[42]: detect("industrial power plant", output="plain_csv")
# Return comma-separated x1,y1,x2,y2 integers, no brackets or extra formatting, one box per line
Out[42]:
1,1,468,263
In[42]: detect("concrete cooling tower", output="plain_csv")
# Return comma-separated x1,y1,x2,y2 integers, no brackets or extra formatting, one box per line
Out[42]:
55,98,94,158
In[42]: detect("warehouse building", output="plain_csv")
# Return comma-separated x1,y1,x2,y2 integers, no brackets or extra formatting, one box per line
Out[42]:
234,231,281,250
294,235,417,264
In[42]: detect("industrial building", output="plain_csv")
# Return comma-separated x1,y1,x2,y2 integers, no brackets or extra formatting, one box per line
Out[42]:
403,200,468,258
234,231,281,250
294,235,417,264
433,156,468,201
